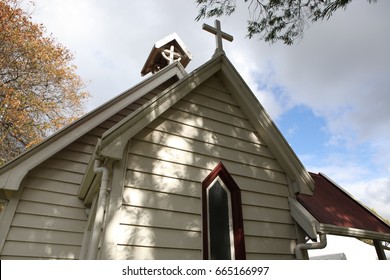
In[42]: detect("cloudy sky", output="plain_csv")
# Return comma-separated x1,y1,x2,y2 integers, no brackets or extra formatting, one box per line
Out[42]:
25,0,390,222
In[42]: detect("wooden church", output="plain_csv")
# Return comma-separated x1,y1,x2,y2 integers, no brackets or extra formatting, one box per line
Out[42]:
0,21,389,260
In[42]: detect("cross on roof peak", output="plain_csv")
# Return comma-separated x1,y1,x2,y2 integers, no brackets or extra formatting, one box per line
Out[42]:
202,20,233,57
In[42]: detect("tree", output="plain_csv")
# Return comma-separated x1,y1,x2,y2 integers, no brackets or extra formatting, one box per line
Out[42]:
0,0,89,166
195,0,378,45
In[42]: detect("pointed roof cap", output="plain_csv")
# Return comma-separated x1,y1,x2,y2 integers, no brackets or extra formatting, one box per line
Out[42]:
141,33,192,76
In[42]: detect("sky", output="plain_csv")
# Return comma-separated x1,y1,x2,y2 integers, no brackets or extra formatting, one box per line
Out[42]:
24,0,390,230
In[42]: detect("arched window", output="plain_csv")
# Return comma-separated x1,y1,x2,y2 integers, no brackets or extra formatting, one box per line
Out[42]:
202,162,246,260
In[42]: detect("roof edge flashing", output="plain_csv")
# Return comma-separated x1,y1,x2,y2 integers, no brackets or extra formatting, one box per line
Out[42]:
317,223,390,242
289,197,319,240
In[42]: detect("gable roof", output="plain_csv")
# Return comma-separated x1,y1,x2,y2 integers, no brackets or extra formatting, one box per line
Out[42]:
296,172,390,241
96,53,314,195
0,62,187,193
0,52,314,197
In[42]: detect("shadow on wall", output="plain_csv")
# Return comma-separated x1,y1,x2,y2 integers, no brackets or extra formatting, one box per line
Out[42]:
117,77,292,259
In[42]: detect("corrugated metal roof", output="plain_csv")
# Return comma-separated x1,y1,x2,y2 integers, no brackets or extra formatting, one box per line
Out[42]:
297,172,390,234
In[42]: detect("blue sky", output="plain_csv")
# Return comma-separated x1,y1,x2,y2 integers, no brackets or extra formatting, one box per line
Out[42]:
26,0,390,224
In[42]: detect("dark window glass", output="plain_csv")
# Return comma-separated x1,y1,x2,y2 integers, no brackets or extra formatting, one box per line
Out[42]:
208,180,231,260
202,162,246,260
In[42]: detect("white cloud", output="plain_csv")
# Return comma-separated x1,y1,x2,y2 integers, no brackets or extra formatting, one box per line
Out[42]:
307,158,390,220
230,50,292,120
268,1,390,149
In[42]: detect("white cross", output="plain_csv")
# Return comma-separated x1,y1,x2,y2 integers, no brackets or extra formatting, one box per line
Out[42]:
161,45,182,65
202,20,233,56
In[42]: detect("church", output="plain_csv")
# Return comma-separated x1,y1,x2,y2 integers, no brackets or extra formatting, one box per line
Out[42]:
0,21,389,260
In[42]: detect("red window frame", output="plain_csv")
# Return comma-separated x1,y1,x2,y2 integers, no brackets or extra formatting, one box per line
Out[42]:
202,162,246,260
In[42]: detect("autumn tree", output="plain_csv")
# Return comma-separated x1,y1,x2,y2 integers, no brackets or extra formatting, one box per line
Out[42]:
195,0,378,45
0,0,89,166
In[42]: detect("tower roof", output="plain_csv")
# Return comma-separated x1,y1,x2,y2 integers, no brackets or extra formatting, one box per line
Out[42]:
141,33,192,76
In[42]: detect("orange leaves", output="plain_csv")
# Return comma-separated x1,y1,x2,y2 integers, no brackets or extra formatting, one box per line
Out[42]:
0,0,89,166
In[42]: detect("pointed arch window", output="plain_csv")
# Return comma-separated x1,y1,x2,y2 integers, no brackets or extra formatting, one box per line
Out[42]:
202,162,246,260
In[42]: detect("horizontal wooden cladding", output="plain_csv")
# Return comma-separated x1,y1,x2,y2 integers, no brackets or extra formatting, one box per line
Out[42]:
125,170,288,211
16,201,86,220
127,154,287,185
123,188,292,225
116,245,201,260
139,125,274,159
172,99,253,131
52,149,92,165
245,236,296,255
28,167,84,185
127,154,210,183
120,206,294,239
244,220,297,239
122,187,201,215
196,76,236,104
234,176,289,197
161,108,263,145
246,253,295,260
117,225,201,250
130,136,282,172
241,191,289,210
183,90,246,119
12,213,85,233
1,241,80,260
6,227,83,246
122,186,291,224
243,205,294,224
38,158,88,175
120,206,201,232
126,168,288,198
23,177,80,196
125,171,201,197
21,188,85,209
66,141,95,155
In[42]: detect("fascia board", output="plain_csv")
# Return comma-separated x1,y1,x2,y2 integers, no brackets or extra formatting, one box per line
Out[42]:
100,56,222,159
317,223,390,242
78,140,100,199
288,197,319,240
0,63,186,192
218,56,314,195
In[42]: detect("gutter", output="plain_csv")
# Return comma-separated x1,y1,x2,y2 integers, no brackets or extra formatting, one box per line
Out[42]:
289,198,328,259
317,223,390,242
87,158,110,259
295,233,327,260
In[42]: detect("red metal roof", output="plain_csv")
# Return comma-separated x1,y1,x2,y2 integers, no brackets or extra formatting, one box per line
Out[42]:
297,172,390,234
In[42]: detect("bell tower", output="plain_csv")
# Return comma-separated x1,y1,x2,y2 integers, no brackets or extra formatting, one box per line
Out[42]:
141,33,192,76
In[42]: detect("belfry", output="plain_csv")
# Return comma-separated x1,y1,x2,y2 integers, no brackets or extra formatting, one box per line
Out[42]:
141,33,192,76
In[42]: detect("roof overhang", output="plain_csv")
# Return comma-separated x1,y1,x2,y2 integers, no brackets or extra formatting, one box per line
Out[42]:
96,53,314,195
217,57,314,195
317,223,390,242
0,62,187,195
290,197,390,242
99,54,221,159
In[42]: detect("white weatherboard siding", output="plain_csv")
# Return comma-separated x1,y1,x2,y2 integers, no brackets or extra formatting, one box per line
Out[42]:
1,154,88,259
0,86,167,260
119,76,297,260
